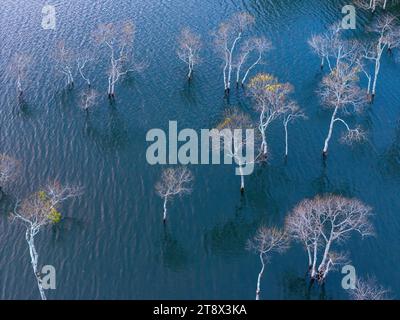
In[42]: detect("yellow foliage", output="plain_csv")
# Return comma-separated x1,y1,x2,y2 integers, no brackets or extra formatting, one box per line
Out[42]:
48,207,62,224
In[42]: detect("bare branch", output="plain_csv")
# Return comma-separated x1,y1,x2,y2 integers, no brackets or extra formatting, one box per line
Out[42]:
177,28,202,80
0,154,20,192
350,276,391,300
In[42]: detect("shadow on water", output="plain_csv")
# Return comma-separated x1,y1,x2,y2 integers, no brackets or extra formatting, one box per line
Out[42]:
160,226,190,272
203,196,264,257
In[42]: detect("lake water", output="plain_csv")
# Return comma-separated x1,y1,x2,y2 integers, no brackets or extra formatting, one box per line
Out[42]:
0,0,399,300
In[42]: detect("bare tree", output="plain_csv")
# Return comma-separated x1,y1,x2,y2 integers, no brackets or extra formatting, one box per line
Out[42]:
354,0,392,12
11,181,82,300
235,37,272,87
76,50,94,87
309,23,360,73
350,277,390,300
80,89,99,113
319,62,367,157
248,73,296,157
177,28,201,80
286,195,374,283
93,21,145,98
247,227,289,300
308,34,331,70
282,103,306,158
361,14,400,99
213,108,259,192
155,167,193,223
0,154,20,194
54,41,75,87
8,53,32,97
213,12,255,95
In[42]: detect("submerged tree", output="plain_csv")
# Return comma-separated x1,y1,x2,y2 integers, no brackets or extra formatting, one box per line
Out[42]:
213,108,259,193
248,73,297,157
235,37,272,87
156,167,193,223
76,50,94,87
12,182,82,300
354,0,391,12
282,103,306,158
319,62,367,158
54,41,75,87
213,12,255,95
177,28,201,80
361,14,400,99
80,89,99,114
286,195,374,283
308,23,360,73
8,53,32,97
93,21,145,98
349,277,390,300
0,154,20,194
247,227,289,300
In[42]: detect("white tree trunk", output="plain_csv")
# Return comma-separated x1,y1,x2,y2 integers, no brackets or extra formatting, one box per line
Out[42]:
318,238,332,274
239,166,245,192
323,106,338,155
241,52,262,85
163,197,168,222
26,228,47,300
17,75,22,95
311,242,318,279
372,42,384,96
284,121,289,157
256,253,265,300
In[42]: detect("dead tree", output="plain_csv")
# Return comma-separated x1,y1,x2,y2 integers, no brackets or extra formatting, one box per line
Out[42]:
235,37,272,87
286,194,374,283
0,154,20,194
213,12,255,95
8,53,32,97
361,14,400,99
247,227,289,300
319,62,367,158
80,89,99,114
155,167,193,223
93,21,145,98
177,28,201,80
282,103,306,158
350,277,390,300
248,73,296,157
12,182,82,300
76,50,94,87
54,41,75,87
212,108,259,193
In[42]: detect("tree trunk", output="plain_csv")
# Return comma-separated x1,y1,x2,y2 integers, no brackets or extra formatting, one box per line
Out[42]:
163,197,168,222
311,242,318,279
284,122,289,158
239,166,245,193
256,253,265,300
323,106,338,156
26,228,47,300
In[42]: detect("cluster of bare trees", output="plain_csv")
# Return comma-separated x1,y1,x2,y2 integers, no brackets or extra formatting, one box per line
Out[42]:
246,194,382,300
308,15,400,158
212,13,272,95
248,74,306,158
354,0,399,12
